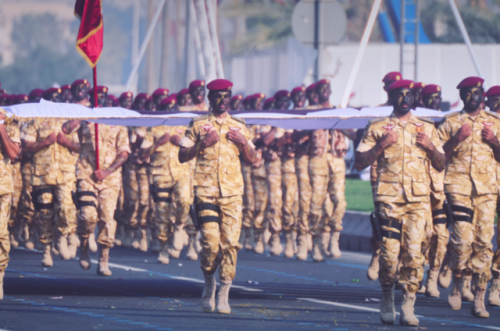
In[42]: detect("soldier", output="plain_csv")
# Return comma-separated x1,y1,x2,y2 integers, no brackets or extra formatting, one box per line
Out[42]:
28,89,44,103
145,97,156,111
291,86,306,109
263,98,275,110
355,79,445,326
230,95,244,111
107,95,118,107
88,86,108,108
177,89,193,107
305,83,319,108
189,80,209,111
419,84,448,298
62,118,130,276
242,95,252,110
0,109,21,299
158,96,178,112
438,77,500,318
42,88,62,103
118,92,134,110
412,82,425,109
13,95,28,105
152,88,169,109
60,85,73,104
486,85,500,307
71,79,91,107
249,93,265,111
178,78,255,314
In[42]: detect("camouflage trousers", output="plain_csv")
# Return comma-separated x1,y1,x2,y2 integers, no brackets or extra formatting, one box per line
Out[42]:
327,155,346,232
122,162,139,230
114,184,125,227
9,162,22,229
266,173,283,234
0,194,12,273
136,168,150,229
153,175,192,245
448,193,496,285
33,181,77,243
378,201,427,293
308,173,330,237
296,155,312,235
252,176,268,235
77,179,120,247
242,164,254,230
493,200,500,279
197,195,242,281
427,191,449,271
17,163,35,227
282,172,298,233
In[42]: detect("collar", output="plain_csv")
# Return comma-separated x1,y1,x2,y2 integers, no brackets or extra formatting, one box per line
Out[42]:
460,109,485,121
208,111,229,125
389,112,417,127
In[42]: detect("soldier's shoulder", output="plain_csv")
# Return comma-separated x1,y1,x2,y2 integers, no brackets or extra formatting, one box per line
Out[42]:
417,117,435,125
229,115,246,124
484,110,500,120
192,115,208,122
444,111,460,119
368,118,385,125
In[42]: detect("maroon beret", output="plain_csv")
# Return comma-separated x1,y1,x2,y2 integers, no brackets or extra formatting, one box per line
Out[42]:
189,80,205,91
421,84,441,98
160,95,177,106
135,93,150,102
274,90,291,99
119,92,133,100
29,89,44,99
14,94,29,103
108,94,117,101
306,83,317,92
385,79,414,93
60,84,71,92
486,86,500,98
206,79,233,91
316,79,330,86
152,88,169,97
71,79,90,89
382,72,402,84
43,87,62,96
252,93,266,100
177,89,190,98
263,97,275,107
413,82,425,89
457,76,484,89
243,95,252,103
169,93,177,100
89,86,108,94
291,86,306,94
231,94,243,101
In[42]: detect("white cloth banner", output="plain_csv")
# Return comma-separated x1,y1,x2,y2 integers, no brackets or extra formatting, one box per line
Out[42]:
2,99,453,130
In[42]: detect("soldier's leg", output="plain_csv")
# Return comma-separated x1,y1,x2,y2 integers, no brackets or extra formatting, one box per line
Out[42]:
19,167,36,249
426,193,448,297
153,179,175,264
122,162,139,247
282,172,298,258
296,155,311,260
368,162,381,281
489,198,500,306
54,181,77,260
9,163,22,247
241,164,254,250
76,179,98,270
0,193,12,299
134,169,150,252
308,173,328,262
32,185,56,266
114,184,125,246
252,176,268,254
267,173,283,256
171,176,191,251
327,155,347,258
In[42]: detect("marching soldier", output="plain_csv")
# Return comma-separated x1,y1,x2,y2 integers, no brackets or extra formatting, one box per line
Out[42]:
291,86,306,109
119,92,134,110
421,84,443,111
438,77,499,318
158,96,178,112
179,79,255,314
28,89,44,103
189,80,209,111
42,88,61,103
71,79,91,107
230,95,244,111
177,89,193,107
305,83,319,108
88,86,108,108
355,79,445,326
60,85,73,104
263,98,275,110
412,82,425,109
152,88,169,109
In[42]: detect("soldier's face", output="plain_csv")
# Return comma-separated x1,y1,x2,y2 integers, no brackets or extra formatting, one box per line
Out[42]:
413,88,423,106
316,83,331,102
145,100,156,111
72,83,89,102
390,88,414,114
191,86,205,104
120,97,133,109
61,90,73,103
45,92,61,103
460,86,483,111
97,92,108,107
230,99,243,111
263,101,275,110
251,98,264,111
275,97,291,110
178,94,193,106
488,95,500,113
209,91,231,114
306,91,319,105
423,92,442,111
292,91,306,109
132,99,146,111
153,95,166,107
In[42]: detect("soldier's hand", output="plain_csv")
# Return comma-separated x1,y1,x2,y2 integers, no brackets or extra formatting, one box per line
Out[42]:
227,129,247,146
170,135,182,147
45,132,57,145
200,130,219,149
380,130,398,149
482,126,500,146
56,132,70,146
156,133,171,147
93,169,111,182
416,132,432,150
456,122,472,143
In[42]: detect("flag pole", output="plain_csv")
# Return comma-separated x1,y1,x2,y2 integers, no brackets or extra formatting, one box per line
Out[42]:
93,66,99,170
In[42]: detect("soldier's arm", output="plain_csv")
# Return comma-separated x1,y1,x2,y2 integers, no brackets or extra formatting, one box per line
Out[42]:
291,130,310,142
22,129,56,154
481,125,500,163
441,121,471,163
93,151,129,182
228,129,256,165
140,132,170,160
62,120,81,135
56,133,80,153
354,129,397,171
258,127,277,147
0,120,20,161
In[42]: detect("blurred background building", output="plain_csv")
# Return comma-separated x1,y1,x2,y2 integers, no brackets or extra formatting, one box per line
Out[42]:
1,0,500,108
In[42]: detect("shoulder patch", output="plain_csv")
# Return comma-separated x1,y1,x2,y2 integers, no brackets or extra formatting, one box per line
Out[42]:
444,111,460,119
485,110,500,119
192,115,208,122
368,118,384,125
417,117,435,125
230,115,246,124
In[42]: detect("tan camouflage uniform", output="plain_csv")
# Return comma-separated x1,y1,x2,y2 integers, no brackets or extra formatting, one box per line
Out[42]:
251,126,268,237
327,130,348,232
180,112,251,281
9,162,21,229
282,153,299,232
438,110,500,286
18,151,35,235
241,125,256,231
0,120,20,272
74,122,130,247
21,119,79,244
358,113,443,293
296,148,312,235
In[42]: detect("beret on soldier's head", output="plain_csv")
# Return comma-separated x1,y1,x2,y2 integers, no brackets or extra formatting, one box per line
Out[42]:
14,94,29,102
316,79,330,86
177,89,190,98
231,94,243,102
385,79,414,93
160,95,177,106
206,79,233,91
89,86,108,94
421,84,441,98
60,84,71,92
263,97,275,107
29,89,44,98
71,79,90,89
43,87,62,97
169,93,177,100
252,93,265,100
119,92,133,100
135,93,150,102
152,88,169,97
486,86,500,98
291,86,306,95
189,80,205,91
108,94,117,101
274,90,291,99
413,82,425,89
382,71,402,84
306,83,317,92
457,76,484,90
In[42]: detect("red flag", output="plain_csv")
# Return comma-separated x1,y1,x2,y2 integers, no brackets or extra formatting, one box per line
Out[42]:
75,0,103,68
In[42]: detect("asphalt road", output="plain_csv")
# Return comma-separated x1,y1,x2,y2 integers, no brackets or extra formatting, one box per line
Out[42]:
1,244,499,331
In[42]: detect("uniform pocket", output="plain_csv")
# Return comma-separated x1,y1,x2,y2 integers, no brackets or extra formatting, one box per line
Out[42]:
376,182,398,196
411,177,428,196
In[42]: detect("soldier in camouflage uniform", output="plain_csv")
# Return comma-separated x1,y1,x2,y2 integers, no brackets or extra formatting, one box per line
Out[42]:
355,79,445,326
179,79,255,314
189,80,209,111
0,110,21,299
438,77,500,318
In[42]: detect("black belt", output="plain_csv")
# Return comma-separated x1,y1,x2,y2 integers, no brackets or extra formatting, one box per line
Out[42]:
197,203,220,224
379,218,402,241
